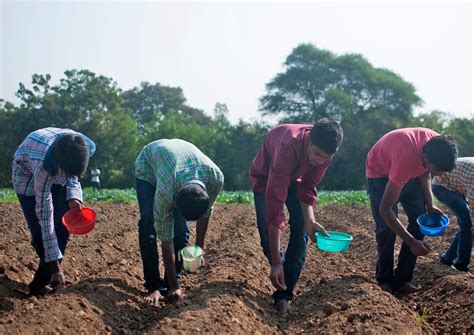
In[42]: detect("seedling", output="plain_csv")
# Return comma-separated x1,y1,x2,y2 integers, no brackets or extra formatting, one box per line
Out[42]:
414,304,429,323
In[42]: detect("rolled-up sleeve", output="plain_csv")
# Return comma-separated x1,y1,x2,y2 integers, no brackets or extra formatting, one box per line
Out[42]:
265,144,295,230
65,176,83,202
34,168,62,262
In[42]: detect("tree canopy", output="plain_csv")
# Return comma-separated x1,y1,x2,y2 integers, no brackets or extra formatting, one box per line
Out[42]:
1,44,472,190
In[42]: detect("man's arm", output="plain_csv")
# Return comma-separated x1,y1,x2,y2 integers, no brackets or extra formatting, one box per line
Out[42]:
196,169,224,249
418,171,443,214
299,201,329,243
161,240,182,302
34,168,65,288
195,216,209,249
380,181,431,256
264,145,296,291
267,224,286,291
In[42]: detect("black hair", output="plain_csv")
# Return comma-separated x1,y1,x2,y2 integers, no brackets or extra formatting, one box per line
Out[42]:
309,118,344,154
54,134,89,177
423,135,458,172
176,184,210,221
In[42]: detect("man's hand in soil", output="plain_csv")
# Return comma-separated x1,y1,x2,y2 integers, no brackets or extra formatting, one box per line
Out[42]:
408,238,432,256
144,290,161,306
269,263,286,291
166,288,183,303
49,261,65,291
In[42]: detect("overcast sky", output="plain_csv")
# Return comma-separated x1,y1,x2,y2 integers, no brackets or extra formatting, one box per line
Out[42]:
1,1,472,123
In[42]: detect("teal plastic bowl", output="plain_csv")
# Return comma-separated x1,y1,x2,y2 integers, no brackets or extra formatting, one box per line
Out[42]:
316,231,353,252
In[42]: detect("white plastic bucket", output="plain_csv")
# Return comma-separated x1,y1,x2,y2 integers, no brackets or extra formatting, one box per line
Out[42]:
180,245,204,273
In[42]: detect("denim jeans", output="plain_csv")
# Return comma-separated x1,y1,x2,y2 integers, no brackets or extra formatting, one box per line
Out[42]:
254,183,308,303
136,178,190,294
17,184,70,292
367,178,426,291
432,185,472,271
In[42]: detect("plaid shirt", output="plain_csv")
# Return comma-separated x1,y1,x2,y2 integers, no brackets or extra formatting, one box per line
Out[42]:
433,157,473,219
135,139,224,241
12,128,96,262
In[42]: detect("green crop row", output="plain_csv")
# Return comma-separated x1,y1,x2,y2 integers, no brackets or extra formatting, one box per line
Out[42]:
0,188,369,205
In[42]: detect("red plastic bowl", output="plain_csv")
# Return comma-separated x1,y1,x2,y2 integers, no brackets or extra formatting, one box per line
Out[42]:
62,207,96,235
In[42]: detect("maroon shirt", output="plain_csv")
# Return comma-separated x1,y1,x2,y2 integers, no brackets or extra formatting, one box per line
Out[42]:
250,124,332,230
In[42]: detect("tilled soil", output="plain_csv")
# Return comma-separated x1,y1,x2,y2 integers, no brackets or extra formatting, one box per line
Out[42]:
0,203,472,334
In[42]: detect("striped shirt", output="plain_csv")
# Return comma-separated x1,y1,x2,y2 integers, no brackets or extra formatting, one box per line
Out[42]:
135,139,224,241
12,128,96,262
433,157,473,219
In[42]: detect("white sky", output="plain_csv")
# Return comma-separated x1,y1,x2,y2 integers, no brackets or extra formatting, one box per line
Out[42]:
1,1,472,123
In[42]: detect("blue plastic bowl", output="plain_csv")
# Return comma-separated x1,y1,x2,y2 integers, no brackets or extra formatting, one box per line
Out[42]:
316,231,353,252
416,213,450,237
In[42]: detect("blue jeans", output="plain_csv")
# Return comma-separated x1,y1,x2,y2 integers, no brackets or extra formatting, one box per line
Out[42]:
432,185,472,271
136,178,190,294
254,183,308,302
17,184,70,292
367,178,426,291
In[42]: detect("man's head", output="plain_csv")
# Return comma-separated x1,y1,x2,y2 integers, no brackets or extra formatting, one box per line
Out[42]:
422,135,458,175
175,183,210,221
54,134,90,177
307,118,344,166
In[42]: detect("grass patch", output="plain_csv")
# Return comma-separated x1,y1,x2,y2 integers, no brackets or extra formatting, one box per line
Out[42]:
1,188,369,205
414,304,429,323
0,189,18,203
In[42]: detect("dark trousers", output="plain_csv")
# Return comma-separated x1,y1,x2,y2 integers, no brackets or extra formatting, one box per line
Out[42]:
367,178,426,291
432,185,472,271
17,184,70,292
92,181,100,190
136,178,190,294
254,184,308,302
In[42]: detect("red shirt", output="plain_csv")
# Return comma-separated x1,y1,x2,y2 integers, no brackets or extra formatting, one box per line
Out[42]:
250,124,332,230
366,127,439,188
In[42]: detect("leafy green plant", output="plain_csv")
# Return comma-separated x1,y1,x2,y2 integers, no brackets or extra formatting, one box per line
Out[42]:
0,189,17,203
1,188,370,205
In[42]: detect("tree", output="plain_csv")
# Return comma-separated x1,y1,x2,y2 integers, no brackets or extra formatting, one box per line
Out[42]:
122,82,212,133
260,43,424,189
3,70,139,188
260,43,421,124
446,117,474,157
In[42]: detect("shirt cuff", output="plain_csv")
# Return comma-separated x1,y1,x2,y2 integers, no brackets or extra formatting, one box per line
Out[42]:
42,235,63,262
66,189,83,203
296,191,317,207
268,219,286,230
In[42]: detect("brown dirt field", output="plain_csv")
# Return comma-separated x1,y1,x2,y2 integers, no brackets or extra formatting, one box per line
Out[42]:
0,203,472,334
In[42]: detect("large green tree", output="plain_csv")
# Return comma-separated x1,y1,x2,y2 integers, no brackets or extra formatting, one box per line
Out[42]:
122,82,212,134
260,43,421,123
260,43,423,189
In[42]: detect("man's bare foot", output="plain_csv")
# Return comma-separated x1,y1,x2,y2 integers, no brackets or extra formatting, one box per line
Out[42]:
275,299,291,314
395,282,421,295
29,285,53,296
144,290,161,306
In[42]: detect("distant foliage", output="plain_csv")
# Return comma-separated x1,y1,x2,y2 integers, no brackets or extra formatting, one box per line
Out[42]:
83,188,137,203
1,44,472,190
0,189,369,205
217,191,254,204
